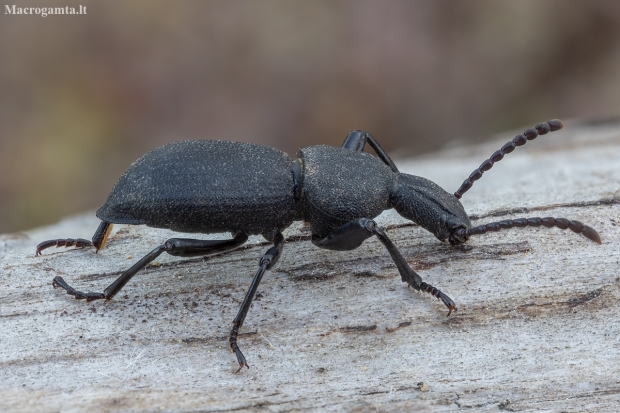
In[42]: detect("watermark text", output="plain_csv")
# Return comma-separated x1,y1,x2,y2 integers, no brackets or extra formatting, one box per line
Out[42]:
5,5,87,17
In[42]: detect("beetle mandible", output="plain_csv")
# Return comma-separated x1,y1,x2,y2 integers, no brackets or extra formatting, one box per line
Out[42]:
36,119,601,372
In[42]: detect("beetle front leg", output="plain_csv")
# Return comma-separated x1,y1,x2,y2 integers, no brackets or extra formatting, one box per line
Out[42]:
313,218,456,315
229,231,284,373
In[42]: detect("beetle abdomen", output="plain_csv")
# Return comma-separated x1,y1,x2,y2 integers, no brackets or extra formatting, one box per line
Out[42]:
97,140,297,235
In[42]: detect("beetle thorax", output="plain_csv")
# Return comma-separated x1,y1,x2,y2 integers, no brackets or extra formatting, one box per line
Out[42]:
297,145,394,238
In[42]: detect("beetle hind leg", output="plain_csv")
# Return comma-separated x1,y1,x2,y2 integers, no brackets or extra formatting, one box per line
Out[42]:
36,220,113,256
51,233,249,302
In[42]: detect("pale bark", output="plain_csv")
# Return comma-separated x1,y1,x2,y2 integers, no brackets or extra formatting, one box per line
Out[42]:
1,119,619,412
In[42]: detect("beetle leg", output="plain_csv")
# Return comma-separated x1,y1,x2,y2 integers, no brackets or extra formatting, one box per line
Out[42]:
311,220,376,251
341,130,399,173
51,233,249,301
313,218,456,316
36,221,113,256
229,232,284,373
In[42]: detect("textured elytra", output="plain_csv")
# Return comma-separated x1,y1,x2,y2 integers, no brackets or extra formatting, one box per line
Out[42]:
299,145,394,238
97,140,298,236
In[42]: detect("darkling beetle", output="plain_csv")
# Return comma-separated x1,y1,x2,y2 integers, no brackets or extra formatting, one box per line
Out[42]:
36,119,601,372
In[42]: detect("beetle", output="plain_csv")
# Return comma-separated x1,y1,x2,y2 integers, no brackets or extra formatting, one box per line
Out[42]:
36,119,601,372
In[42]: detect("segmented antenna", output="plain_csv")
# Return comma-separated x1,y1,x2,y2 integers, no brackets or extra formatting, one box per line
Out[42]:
453,217,601,244
454,119,564,199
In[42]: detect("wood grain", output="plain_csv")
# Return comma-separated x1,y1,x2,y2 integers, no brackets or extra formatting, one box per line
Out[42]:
1,118,619,412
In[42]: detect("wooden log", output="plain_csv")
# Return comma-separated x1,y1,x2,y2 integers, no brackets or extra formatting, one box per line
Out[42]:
1,118,619,412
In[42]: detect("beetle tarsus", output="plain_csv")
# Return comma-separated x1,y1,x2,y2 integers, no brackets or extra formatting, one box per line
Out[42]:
420,282,457,316
36,238,93,256
52,276,106,301
229,321,250,373
35,221,114,255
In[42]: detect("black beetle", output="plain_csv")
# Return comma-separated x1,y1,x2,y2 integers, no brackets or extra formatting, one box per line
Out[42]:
37,119,601,372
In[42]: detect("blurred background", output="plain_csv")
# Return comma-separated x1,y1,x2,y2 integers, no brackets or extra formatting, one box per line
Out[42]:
1,0,620,233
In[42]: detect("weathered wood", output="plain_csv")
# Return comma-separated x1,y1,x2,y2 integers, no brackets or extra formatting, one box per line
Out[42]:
1,119,619,412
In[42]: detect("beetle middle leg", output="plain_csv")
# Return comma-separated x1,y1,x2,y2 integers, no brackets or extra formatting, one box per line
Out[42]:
229,231,284,373
51,233,249,301
312,218,456,315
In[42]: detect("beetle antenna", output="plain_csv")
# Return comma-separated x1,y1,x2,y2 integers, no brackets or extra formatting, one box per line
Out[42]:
454,119,564,199
452,217,601,244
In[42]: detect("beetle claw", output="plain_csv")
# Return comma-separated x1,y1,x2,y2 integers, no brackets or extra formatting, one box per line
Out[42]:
234,361,249,374
442,297,457,317
232,349,250,374
446,303,457,317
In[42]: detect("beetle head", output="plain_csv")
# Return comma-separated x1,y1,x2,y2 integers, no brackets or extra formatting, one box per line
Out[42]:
390,173,471,243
